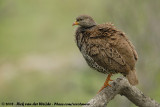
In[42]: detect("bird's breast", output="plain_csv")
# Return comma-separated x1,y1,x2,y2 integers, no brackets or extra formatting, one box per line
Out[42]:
75,32,110,74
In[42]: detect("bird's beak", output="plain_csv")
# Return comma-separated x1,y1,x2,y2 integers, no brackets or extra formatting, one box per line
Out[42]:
72,21,79,26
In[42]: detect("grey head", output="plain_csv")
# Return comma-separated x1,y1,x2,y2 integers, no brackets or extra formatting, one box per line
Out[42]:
72,15,96,27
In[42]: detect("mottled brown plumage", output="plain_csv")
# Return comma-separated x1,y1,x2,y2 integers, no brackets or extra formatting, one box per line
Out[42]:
73,15,138,92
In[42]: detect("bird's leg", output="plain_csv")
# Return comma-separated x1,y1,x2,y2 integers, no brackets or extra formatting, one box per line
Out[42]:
98,73,113,93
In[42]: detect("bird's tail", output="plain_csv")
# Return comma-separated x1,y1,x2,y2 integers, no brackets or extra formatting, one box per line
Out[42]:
126,69,138,86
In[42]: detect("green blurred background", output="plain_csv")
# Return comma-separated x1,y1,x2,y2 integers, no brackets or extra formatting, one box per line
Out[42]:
0,0,160,107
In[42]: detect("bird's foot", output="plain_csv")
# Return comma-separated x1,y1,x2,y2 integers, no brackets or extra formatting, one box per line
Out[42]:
98,73,113,93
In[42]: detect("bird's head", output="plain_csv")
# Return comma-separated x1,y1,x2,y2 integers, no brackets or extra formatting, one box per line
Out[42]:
72,15,96,27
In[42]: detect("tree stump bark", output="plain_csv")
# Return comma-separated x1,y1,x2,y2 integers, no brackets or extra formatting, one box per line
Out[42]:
83,77,160,107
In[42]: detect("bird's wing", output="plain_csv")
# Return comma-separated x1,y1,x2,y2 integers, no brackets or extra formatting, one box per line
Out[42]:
88,39,126,67
87,24,137,68
125,38,138,61
104,46,126,65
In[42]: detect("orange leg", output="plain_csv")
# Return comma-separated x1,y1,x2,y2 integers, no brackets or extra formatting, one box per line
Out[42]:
98,73,113,93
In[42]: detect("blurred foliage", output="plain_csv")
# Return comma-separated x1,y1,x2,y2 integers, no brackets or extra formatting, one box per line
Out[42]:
0,0,160,107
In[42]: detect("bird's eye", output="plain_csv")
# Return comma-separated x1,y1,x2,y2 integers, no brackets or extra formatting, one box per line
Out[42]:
77,19,83,21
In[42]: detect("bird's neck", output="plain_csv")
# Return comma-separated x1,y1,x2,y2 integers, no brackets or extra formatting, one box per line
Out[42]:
80,24,96,31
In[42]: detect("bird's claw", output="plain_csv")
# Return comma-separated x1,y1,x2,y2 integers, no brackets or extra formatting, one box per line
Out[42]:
98,73,113,93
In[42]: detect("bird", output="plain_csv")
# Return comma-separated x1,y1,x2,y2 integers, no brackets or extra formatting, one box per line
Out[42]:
72,15,138,93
